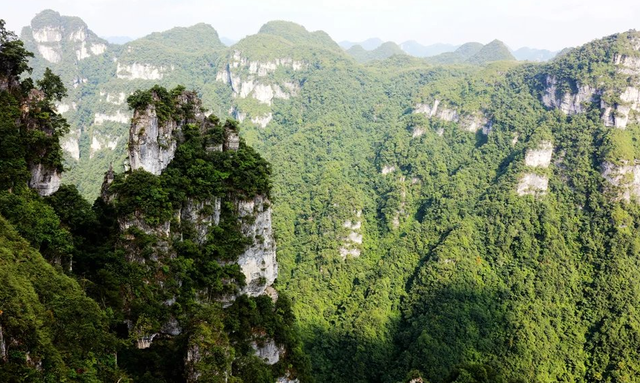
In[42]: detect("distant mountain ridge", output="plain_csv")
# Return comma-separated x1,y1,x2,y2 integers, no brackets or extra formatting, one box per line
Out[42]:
342,36,557,61
347,41,406,63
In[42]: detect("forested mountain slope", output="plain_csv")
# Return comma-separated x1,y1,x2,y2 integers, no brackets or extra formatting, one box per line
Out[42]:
12,8,640,383
1,20,310,382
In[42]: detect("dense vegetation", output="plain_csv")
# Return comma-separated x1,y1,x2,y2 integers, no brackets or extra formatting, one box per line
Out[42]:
12,8,640,383
0,21,310,382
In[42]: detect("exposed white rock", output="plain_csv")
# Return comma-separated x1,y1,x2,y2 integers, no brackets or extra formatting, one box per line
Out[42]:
251,113,273,128
106,92,126,105
236,195,278,296
602,86,640,129
412,127,425,138
68,29,86,42
601,161,640,202
76,41,90,60
460,114,490,133
542,75,597,115
339,247,361,258
28,163,61,196
33,27,62,43
517,173,549,196
36,44,61,63
614,53,640,75
525,141,553,168
94,110,130,124
216,53,305,102
89,134,118,158
90,43,106,55
512,133,519,146
273,84,289,99
128,104,178,175
0,325,6,362
253,84,274,104
55,103,70,114
414,99,459,122
136,334,158,349
61,133,80,161
117,63,165,80
251,340,283,365
343,219,362,230
382,165,395,175
340,211,363,258
277,373,301,383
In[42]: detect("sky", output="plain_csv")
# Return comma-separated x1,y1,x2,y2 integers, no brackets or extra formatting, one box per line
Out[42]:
3,0,640,51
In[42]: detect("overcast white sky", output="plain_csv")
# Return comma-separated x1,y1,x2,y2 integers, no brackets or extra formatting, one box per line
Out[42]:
3,0,640,51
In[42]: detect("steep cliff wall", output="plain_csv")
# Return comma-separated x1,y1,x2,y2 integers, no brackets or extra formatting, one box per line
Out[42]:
97,86,300,381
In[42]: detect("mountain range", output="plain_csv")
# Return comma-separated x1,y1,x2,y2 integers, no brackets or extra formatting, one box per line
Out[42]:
340,37,558,61
3,7,640,383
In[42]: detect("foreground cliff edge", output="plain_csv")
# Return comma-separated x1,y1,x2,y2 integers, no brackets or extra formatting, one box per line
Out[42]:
0,20,310,382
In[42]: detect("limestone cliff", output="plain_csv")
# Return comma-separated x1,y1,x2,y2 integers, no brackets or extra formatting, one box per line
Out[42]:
542,32,640,129
98,87,295,381
216,50,304,128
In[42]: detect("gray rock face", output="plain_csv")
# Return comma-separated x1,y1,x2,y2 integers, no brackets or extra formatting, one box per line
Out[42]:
180,198,222,244
128,104,178,175
251,339,283,365
542,75,598,115
517,173,549,196
28,163,61,196
0,324,6,362
602,85,640,129
525,141,554,168
236,195,278,296
543,36,640,128
601,161,640,202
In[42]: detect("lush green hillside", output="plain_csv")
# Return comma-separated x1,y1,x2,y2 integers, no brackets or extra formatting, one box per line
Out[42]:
466,39,516,64
11,9,640,383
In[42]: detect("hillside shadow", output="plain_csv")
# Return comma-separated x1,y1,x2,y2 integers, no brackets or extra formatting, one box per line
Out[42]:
299,282,511,383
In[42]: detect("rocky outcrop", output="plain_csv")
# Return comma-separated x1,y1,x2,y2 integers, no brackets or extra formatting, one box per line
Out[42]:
251,113,273,128
601,161,640,202
602,86,640,129
128,104,179,175
340,210,363,258
236,195,278,296
116,63,169,80
414,101,491,134
382,165,396,175
61,129,81,160
543,36,640,128
277,374,301,383
216,51,304,121
180,198,222,244
251,339,283,365
94,110,130,124
412,127,425,138
517,173,548,196
542,75,598,115
460,113,491,133
27,11,108,64
414,100,459,122
525,141,554,168
28,163,61,196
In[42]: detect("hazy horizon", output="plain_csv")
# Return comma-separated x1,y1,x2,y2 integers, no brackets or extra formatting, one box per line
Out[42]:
3,0,640,52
